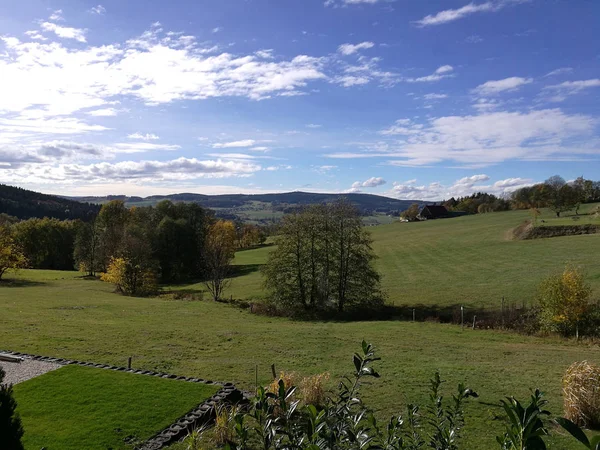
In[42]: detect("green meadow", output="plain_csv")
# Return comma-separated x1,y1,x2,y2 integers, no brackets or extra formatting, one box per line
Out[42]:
1,205,599,448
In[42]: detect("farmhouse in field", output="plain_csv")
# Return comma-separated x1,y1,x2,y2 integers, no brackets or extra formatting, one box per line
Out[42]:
418,204,449,220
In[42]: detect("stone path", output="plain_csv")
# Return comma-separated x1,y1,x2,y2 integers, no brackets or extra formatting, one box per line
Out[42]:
0,359,62,385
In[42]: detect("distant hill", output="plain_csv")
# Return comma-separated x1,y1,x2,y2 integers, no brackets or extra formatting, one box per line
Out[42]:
70,191,422,213
0,184,100,221
0,184,422,224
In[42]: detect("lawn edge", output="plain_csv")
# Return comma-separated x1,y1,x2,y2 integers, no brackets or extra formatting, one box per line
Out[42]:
1,349,250,449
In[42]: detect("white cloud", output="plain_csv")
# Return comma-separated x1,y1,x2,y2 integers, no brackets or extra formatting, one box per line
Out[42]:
306,123,322,128
543,79,600,102
114,142,179,153
414,0,529,27
40,22,87,43
326,109,599,167
2,158,261,186
465,35,483,43
545,67,573,77
212,139,257,148
0,116,109,135
338,41,375,55
89,5,106,15
212,27,222,33
128,132,160,141
406,65,454,83
423,93,448,100
24,30,47,41
351,177,386,189
472,77,533,95
388,175,534,201
49,10,64,21
86,108,119,116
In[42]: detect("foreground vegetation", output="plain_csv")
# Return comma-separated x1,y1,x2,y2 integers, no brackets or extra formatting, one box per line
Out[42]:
12,365,218,450
2,271,600,448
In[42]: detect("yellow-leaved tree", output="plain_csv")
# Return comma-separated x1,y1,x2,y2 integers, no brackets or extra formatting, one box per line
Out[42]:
537,265,592,339
0,226,27,280
101,256,157,297
204,220,237,301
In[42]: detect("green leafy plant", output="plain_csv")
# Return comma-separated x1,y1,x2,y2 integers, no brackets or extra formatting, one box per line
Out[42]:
496,389,550,450
555,417,600,450
194,341,477,450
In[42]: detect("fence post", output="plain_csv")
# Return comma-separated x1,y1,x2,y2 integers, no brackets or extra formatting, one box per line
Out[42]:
461,306,464,329
501,297,505,328
271,364,277,380
128,356,132,369
472,315,476,330
412,308,415,322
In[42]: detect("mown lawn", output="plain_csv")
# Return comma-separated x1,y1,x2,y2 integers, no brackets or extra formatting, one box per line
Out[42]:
2,270,600,448
13,364,218,450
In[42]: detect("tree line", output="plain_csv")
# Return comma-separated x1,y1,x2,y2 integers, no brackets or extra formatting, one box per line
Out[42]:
0,200,267,298
511,175,600,217
401,175,600,221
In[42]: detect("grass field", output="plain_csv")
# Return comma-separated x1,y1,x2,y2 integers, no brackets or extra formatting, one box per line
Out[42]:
209,204,600,310
13,364,218,450
2,270,600,448
534,203,600,226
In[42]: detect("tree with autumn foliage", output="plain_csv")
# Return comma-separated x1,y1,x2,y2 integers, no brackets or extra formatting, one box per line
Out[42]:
204,220,237,301
0,226,27,281
537,265,592,338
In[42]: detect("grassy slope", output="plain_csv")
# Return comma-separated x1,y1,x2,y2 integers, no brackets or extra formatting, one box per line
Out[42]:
13,364,218,450
218,205,600,309
2,271,600,448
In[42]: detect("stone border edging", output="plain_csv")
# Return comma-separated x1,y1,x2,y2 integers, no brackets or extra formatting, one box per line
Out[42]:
0,349,249,449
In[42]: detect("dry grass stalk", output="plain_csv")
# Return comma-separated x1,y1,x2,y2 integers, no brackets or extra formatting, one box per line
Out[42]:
212,404,236,446
563,361,600,428
300,372,330,407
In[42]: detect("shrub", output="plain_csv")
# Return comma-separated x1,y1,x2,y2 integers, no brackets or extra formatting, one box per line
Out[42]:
0,367,25,450
537,265,592,338
100,256,157,296
563,361,600,429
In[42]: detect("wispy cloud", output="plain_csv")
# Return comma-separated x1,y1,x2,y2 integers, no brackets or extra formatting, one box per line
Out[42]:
326,109,599,167
543,79,600,102
545,67,573,77
212,139,257,148
414,0,529,27
338,41,375,55
406,65,454,83
388,175,533,200
89,5,106,15
128,132,160,141
472,76,533,95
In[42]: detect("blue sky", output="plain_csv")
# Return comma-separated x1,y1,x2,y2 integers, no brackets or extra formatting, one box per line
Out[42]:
0,0,599,200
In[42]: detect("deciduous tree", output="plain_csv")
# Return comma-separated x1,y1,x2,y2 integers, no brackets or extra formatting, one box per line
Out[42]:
204,220,237,301
0,226,27,280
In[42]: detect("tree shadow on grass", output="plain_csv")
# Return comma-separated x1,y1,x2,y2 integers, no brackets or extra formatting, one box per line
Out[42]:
236,243,275,252
0,278,48,288
228,264,263,279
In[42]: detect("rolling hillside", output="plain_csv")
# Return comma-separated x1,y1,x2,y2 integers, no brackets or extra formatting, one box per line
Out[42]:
197,203,600,309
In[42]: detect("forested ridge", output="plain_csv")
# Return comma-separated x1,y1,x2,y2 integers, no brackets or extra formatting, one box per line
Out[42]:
0,184,100,221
